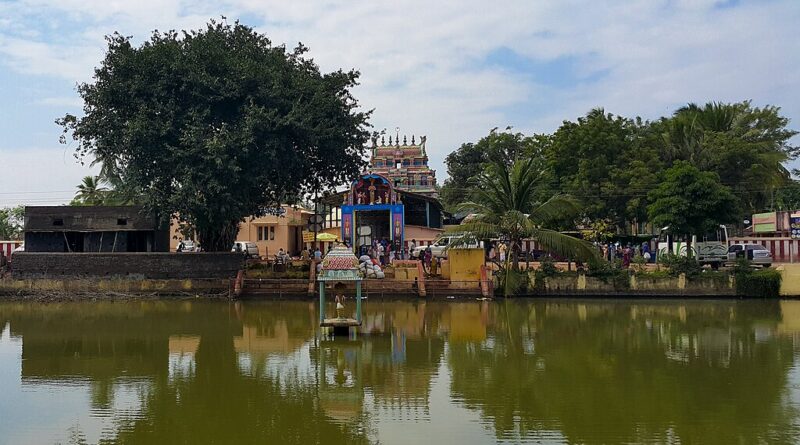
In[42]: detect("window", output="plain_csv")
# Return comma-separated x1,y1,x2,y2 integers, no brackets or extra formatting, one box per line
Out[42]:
403,159,410,166
728,245,742,253
395,160,402,169
117,218,127,226
258,226,264,241
324,206,341,229
53,218,64,226
269,226,275,240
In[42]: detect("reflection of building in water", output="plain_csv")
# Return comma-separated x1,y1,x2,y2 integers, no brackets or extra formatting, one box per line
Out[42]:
440,303,487,342
168,335,199,382
234,323,308,355
314,323,446,424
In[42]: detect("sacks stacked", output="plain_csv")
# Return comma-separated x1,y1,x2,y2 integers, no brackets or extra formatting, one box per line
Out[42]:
358,255,385,279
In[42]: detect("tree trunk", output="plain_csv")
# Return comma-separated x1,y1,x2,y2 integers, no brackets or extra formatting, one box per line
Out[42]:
511,240,521,271
198,219,241,252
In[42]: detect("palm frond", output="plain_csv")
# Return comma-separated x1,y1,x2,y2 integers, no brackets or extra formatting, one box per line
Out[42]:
531,195,581,224
531,228,598,262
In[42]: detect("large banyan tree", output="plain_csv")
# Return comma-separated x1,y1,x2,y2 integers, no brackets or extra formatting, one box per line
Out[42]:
59,20,371,251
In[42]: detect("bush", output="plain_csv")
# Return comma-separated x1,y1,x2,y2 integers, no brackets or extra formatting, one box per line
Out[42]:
586,258,629,289
631,254,647,273
246,262,268,270
658,253,702,278
736,268,782,298
496,268,530,296
731,257,754,275
538,255,558,277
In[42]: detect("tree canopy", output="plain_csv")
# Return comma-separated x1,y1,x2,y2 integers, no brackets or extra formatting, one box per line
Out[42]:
59,20,371,250
456,154,597,271
0,206,24,241
443,101,797,235
440,130,546,212
647,161,738,239
71,176,109,206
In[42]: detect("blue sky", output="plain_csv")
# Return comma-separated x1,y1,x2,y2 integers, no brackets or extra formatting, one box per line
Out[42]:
1,0,799,206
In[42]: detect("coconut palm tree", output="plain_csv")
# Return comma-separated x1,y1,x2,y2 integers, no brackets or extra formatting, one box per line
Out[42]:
73,175,109,206
456,157,598,272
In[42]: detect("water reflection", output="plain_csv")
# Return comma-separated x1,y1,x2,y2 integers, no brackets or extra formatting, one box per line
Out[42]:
1,299,800,444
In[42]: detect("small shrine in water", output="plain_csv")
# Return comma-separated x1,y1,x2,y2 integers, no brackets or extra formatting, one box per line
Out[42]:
318,245,363,333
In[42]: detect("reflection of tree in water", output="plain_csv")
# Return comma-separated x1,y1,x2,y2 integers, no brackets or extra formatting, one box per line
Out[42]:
447,300,799,444
106,327,367,444
0,301,368,445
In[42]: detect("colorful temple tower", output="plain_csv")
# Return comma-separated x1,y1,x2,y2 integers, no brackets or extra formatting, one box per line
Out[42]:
369,134,438,198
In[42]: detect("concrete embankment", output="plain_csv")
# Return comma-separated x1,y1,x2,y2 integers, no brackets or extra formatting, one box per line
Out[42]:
6,248,800,299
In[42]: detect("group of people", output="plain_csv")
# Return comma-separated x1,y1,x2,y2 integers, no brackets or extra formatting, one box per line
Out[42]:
299,246,324,262
599,241,654,268
487,243,508,263
365,238,407,265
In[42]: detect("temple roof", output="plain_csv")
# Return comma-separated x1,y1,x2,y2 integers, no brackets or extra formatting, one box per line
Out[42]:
371,134,428,157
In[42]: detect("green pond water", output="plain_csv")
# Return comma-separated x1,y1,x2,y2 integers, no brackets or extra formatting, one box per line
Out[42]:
1,298,800,444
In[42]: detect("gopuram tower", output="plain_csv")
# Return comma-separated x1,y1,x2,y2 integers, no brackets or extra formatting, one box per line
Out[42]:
368,133,438,198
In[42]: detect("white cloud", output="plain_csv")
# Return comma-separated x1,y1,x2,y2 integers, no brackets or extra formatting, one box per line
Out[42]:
0,0,798,190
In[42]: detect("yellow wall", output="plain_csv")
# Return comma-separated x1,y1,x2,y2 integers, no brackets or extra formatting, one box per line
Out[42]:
448,248,484,282
778,264,800,296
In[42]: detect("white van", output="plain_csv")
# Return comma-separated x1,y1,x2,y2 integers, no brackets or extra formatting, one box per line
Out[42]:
411,235,483,259
232,241,259,259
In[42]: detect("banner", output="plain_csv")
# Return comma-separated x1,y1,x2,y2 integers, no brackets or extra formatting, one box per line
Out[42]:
791,213,800,239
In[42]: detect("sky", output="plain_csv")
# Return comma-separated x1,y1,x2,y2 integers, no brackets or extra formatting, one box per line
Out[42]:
1,0,799,207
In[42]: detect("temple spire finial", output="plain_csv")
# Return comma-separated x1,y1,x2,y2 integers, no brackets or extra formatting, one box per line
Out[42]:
403,135,407,146
412,134,415,145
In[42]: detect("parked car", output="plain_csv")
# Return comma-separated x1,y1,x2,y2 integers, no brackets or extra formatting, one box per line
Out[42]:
727,243,772,267
178,240,199,252
232,241,260,259
411,235,483,259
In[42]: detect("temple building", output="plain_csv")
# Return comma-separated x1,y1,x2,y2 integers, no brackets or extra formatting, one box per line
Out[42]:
369,134,438,198
318,134,445,254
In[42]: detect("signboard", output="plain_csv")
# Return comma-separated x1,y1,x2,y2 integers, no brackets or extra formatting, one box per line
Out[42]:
791,213,800,239
309,214,324,224
261,207,287,217
753,212,777,233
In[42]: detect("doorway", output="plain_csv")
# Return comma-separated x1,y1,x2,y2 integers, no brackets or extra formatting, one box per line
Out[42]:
355,210,391,256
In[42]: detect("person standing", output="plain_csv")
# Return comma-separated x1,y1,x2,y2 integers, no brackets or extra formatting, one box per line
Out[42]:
409,239,417,259
499,243,507,263
423,246,433,270
314,246,322,261
377,242,386,266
